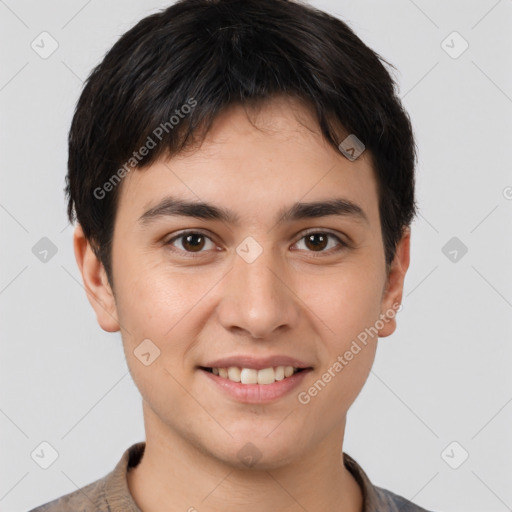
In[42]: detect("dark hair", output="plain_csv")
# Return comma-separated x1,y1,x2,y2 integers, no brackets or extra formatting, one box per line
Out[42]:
66,0,417,288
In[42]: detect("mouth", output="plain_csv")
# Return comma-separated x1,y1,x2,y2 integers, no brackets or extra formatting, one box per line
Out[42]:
198,364,313,404
198,365,311,385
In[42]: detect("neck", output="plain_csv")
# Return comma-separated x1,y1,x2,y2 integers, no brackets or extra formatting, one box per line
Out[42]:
127,402,363,512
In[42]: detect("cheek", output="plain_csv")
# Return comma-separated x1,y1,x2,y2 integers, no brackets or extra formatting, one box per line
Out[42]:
303,261,385,336
303,282,381,410
300,261,383,389
114,268,197,408
113,250,191,333
113,257,213,387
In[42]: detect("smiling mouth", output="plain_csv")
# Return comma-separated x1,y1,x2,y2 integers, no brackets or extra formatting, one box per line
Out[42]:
199,366,310,385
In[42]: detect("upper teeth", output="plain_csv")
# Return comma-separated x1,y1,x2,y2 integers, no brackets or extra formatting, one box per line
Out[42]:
211,366,299,385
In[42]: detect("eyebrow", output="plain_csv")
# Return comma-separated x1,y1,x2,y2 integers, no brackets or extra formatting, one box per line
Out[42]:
137,195,369,226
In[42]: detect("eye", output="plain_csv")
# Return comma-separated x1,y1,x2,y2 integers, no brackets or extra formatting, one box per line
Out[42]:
293,230,348,255
165,229,349,258
165,231,216,256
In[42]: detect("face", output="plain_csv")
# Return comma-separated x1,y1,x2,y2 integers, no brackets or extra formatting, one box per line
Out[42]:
75,96,410,469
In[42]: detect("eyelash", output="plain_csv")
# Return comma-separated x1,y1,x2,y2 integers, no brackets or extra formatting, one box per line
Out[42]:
164,229,349,258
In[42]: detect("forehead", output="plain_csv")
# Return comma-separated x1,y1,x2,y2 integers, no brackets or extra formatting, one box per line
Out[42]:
115,97,380,227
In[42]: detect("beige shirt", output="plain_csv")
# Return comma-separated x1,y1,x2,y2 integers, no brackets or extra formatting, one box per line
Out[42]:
29,442,434,512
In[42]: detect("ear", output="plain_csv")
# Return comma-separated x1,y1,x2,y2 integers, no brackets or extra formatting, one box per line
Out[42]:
378,227,411,338
73,224,120,333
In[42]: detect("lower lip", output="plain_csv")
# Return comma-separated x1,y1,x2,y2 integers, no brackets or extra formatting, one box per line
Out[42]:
199,368,312,404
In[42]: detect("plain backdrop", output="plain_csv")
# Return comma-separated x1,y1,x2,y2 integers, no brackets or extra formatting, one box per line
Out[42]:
1,1,511,511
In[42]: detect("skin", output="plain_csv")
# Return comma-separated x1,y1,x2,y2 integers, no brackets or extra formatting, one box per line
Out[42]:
74,96,410,512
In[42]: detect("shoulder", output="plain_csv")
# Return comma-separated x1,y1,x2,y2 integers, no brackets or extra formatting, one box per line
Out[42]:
27,476,108,512
342,452,438,512
27,442,145,512
374,485,437,512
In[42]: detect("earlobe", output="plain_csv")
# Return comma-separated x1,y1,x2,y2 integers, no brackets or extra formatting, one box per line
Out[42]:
73,224,120,333
378,227,411,338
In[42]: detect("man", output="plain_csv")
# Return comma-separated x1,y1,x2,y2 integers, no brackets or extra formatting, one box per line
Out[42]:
30,0,435,510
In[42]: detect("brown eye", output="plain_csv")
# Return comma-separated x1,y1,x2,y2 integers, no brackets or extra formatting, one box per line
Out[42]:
181,233,206,252
166,231,216,255
294,231,347,255
304,233,329,251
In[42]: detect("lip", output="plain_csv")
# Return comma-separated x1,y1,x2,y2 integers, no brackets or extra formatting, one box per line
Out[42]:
200,355,313,371
199,367,312,404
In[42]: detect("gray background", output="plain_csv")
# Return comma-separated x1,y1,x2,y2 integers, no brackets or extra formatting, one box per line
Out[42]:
1,0,511,511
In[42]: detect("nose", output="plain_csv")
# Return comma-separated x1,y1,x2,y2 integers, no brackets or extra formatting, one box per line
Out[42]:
215,243,301,340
